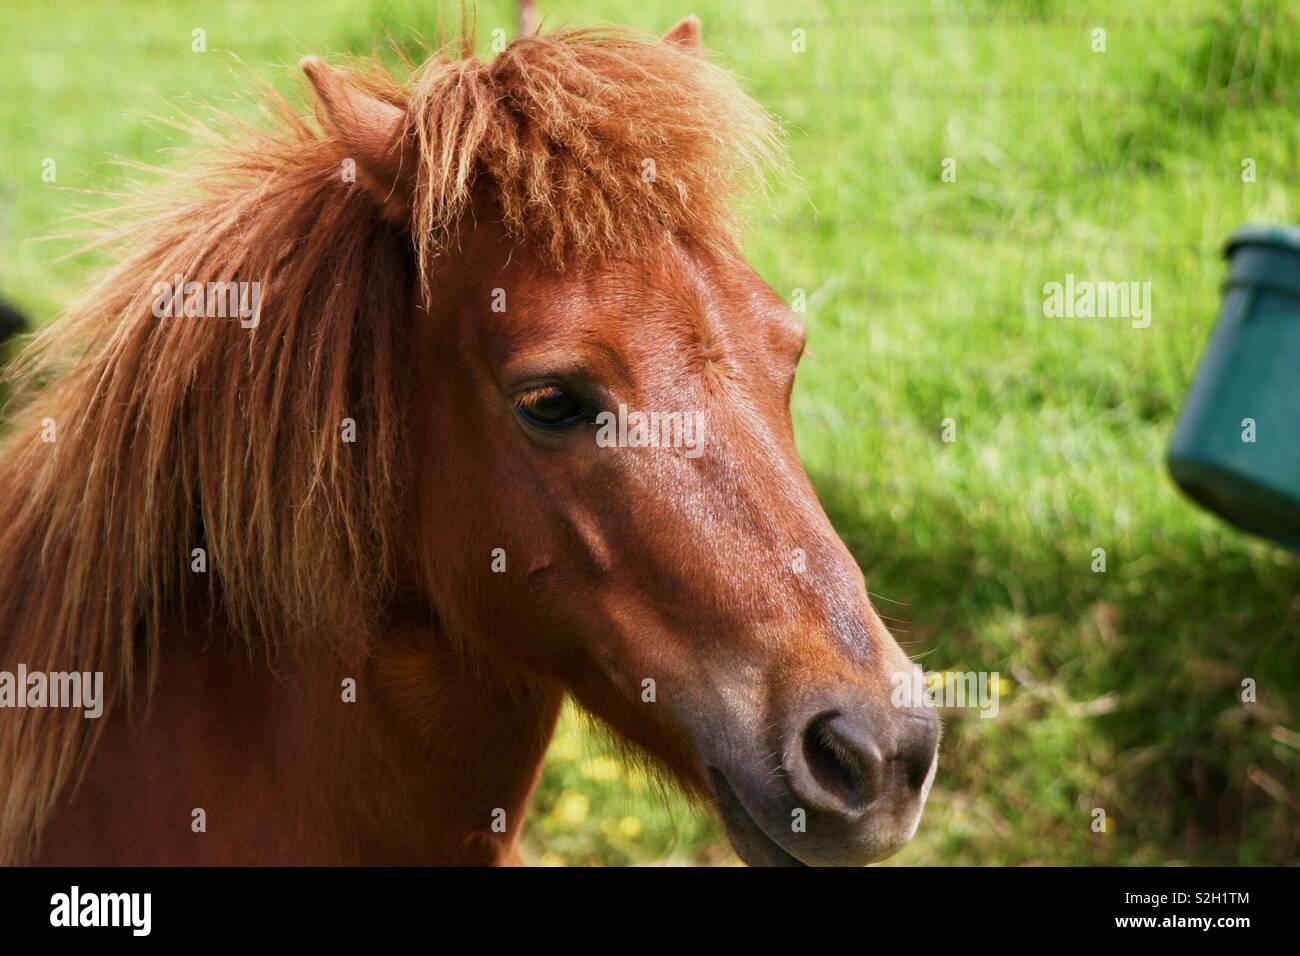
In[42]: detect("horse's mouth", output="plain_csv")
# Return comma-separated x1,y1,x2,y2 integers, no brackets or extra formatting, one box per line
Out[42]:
707,767,807,867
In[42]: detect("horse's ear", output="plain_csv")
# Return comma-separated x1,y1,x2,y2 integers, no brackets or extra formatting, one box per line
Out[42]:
664,15,702,54
301,57,411,221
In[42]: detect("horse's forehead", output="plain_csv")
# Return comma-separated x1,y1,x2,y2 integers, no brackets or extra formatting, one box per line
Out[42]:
487,240,762,354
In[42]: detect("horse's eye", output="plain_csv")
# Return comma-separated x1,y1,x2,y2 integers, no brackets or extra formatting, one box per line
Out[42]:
514,385,586,429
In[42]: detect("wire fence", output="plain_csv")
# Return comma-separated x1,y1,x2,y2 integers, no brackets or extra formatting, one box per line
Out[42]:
2,5,1295,40
2,2,1294,295
725,12,1300,31
764,217,1216,257
760,84,1300,105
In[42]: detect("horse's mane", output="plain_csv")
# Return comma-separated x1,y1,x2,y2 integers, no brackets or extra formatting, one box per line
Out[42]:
0,26,779,861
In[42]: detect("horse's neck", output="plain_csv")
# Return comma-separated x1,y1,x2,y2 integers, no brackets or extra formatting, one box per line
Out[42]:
39,614,563,864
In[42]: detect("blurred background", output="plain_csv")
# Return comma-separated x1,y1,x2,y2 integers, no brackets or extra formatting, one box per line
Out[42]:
1,0,1297,864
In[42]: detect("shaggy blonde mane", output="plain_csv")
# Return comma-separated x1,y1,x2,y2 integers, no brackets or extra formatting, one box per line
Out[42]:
0,25,779,862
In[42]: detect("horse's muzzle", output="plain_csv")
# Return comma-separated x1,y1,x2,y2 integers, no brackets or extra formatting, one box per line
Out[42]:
705,688,940,867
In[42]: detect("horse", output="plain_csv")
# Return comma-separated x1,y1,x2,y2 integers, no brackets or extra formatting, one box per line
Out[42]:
0,16,939,866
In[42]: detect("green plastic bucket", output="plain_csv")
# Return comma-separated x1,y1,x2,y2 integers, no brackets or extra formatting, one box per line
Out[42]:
1167,225,1300,549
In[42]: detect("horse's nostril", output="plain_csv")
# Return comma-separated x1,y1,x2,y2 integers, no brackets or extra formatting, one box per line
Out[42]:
899,712,941,791
802,715,856,803
797,713,881,812
789,703,941,817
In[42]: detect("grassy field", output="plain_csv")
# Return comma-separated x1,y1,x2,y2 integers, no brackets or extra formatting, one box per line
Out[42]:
2,0,1298,865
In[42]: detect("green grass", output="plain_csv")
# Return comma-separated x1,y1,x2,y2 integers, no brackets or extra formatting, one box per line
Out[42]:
2,0,1298,865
